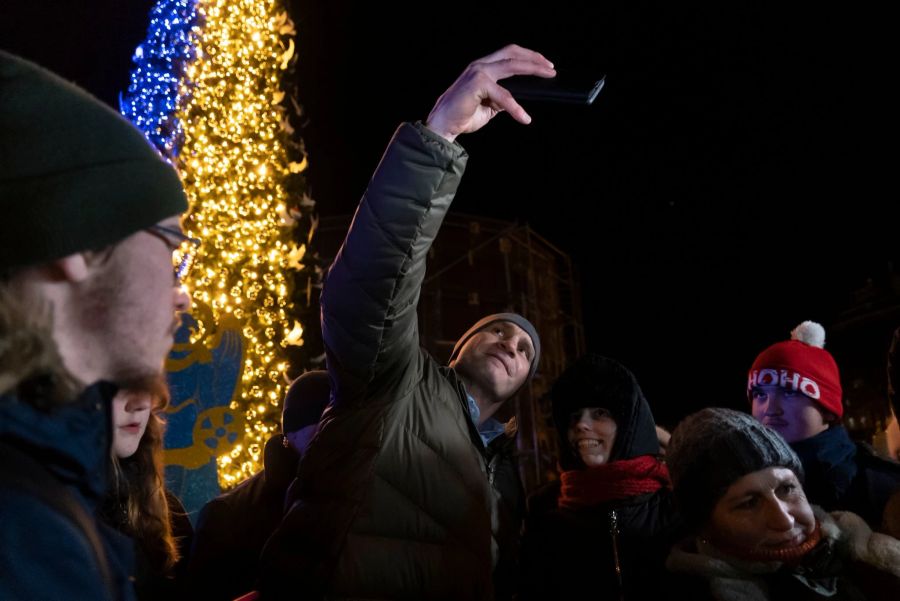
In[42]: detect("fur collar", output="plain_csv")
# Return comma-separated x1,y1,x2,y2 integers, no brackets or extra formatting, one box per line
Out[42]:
666,506,900,600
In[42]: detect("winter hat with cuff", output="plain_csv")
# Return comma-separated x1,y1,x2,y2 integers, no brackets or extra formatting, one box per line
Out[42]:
748,321,843,419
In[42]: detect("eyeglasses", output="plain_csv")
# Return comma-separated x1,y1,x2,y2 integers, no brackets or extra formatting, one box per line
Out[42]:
145,224,201,282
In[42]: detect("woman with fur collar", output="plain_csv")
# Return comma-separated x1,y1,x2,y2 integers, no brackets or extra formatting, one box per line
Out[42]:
666,408,900,601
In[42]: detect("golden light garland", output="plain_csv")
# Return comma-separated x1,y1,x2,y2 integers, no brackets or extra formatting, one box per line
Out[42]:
175,0,306,488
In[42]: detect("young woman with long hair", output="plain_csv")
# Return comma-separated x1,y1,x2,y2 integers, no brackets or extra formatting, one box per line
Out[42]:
101,380,191,600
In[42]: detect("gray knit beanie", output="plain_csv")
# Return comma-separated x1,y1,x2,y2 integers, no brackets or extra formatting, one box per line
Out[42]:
0,51,187,271
667,408,804,530
449,312,540,379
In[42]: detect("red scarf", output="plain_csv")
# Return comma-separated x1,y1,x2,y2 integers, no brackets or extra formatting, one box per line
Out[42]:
558,455,671,509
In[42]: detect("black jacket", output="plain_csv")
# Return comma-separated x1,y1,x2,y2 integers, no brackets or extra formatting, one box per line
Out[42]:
188,434,298,601
792,425,900,532
484,423,526,601
519,355,684,601
521,482,681,600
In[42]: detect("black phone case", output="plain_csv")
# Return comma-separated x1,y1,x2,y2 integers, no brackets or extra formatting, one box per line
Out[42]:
504,75,606,105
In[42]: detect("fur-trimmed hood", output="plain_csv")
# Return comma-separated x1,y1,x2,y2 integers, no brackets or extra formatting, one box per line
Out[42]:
666,506,900,600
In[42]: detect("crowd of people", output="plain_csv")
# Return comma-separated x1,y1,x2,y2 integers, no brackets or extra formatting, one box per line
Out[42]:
2,44,899,601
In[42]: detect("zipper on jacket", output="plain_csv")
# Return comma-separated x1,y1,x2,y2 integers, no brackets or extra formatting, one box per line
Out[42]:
486,456,497,485
609,509,624,601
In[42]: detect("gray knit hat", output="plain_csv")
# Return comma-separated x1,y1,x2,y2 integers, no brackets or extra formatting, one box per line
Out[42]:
0,51,187,271
448,312,540,379
667,408,804,530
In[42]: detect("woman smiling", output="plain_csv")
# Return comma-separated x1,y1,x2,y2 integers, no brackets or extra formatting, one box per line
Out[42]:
666,408,900,601
519,354,682,600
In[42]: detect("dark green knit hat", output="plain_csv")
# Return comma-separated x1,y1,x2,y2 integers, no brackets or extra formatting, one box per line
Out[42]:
0,51,187,271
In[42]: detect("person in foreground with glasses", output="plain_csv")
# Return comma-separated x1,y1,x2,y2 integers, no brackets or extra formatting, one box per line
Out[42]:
1,50,192,600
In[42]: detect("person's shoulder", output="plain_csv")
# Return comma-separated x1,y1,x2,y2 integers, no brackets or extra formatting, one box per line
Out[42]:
825,508,900,581
853,442,900,501
639,485,681,517
0,488,119,599
195,488,241,532
855,441,900,473
0,485,89,541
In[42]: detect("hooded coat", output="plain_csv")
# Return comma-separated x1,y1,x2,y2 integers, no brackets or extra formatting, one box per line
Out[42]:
519,355,683,600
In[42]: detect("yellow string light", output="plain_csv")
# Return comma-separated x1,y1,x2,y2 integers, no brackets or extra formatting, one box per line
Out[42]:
175,0,305,488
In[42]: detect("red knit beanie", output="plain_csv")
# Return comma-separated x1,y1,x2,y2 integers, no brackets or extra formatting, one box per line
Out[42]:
747,321,843,419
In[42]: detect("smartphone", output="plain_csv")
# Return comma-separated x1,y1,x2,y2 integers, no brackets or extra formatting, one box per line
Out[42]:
503,74,606,105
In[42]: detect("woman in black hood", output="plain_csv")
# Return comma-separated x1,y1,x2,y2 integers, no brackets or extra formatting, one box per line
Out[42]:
519,354,683,600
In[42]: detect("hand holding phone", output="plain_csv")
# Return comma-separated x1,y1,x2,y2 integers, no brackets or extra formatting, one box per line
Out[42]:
503,74,606,105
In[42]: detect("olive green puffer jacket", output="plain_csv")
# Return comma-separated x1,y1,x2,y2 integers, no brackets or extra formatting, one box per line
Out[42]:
260,122,502,600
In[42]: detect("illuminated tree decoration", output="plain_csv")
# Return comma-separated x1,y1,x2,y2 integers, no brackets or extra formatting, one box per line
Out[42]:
173,0,311,488
120,0,199,155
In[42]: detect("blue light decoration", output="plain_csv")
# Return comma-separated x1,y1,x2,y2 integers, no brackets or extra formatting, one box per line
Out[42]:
119,0,199,155
121,0,310,523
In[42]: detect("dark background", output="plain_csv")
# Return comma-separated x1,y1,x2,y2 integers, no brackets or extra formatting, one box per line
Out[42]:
3,1,896,427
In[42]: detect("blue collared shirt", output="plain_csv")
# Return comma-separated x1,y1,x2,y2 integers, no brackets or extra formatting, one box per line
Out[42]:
466,394,505,447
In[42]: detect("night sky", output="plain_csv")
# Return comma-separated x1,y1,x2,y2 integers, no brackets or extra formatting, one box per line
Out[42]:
3,1,896,426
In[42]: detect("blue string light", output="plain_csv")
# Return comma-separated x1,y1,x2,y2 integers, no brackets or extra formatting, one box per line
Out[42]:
120,0,199,156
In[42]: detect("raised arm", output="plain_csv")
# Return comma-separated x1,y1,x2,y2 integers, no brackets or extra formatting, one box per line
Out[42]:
320,45,555,405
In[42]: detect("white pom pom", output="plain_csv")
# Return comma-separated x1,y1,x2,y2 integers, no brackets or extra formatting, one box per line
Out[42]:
791,321,826,348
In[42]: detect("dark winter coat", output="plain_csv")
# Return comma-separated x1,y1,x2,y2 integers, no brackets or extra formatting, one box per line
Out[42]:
484,421,526,601
519,355,683,601
792,425,900,533
188,434,298,600
0,384,137,601
259,122,514,600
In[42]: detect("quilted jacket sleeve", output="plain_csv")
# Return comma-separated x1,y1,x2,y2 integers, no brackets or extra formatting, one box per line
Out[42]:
320,121,467,405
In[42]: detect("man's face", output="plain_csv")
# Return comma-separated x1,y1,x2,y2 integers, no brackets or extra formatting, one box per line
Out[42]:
750,384,829,443
452,321,534,402
78,215,191,384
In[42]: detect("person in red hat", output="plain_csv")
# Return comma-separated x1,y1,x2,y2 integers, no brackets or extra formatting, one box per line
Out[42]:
748,321,900,533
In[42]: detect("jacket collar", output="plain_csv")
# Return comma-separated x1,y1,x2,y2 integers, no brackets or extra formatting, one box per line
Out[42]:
790,425,858,501
0,381,117,504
